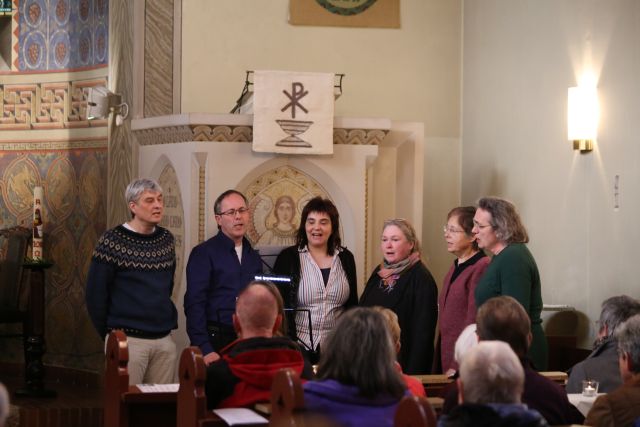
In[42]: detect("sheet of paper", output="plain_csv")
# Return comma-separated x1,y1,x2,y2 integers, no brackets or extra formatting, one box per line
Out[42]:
136,383,179,393
213,408,268,425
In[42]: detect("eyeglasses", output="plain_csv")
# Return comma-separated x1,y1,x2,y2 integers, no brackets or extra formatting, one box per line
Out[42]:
473,221,493,229
217,207,249,217
443,225,465,234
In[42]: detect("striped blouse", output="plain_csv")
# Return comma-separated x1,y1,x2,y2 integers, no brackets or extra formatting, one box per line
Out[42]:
296,247,350,351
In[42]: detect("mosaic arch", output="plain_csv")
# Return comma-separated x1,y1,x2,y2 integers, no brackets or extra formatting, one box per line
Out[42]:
243,165,333,247
157,162,185,304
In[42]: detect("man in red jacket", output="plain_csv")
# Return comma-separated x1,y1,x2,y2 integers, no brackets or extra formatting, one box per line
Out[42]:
204,280,312,409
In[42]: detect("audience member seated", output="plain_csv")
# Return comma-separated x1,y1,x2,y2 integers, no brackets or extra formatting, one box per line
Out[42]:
567,295,640,394
204,280,312,409
373,306,426,397
442,296,584,425
303,307,408,427
585,314,640,426
0,383,8,427
438,341,548,427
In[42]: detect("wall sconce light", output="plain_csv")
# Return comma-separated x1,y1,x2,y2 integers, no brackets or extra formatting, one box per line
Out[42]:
87,86,129,126
568,86,598,153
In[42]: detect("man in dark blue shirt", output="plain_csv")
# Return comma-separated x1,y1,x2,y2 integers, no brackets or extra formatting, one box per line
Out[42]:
185,189,262,365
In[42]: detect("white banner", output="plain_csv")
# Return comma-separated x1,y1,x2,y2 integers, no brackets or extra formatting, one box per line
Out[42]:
252,70,334,155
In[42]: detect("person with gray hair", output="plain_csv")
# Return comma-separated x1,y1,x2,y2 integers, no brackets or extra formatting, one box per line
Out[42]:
472,197,547,370
567,295,640,393
303,307,408,427
585,314,640,426
86,178,178,384
0,383,8,427
442,296,584,425
438,341,548,427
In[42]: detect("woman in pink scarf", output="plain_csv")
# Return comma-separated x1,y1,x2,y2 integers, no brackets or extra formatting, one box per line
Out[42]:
360,219,438,374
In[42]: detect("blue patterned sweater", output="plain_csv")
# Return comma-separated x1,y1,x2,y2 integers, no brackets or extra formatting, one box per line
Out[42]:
85,225,177,337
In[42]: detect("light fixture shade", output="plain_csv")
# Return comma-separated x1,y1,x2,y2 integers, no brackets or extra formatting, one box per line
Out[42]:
87,86,112,120
568,86,599,141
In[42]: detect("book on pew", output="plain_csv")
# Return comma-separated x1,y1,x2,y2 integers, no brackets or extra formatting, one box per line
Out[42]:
213,408,268,425
137,383,179,393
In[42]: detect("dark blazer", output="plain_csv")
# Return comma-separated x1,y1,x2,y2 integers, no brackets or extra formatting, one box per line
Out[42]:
567,338,622,394
360,261,438,374
272,245,358,342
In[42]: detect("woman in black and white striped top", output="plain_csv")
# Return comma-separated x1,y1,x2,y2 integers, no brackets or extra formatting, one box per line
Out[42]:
273,196,358,364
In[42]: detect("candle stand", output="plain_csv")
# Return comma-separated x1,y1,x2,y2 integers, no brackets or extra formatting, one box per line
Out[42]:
15,261,57,398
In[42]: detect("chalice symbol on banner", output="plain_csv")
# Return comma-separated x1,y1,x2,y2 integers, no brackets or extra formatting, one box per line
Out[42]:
276,82,313,147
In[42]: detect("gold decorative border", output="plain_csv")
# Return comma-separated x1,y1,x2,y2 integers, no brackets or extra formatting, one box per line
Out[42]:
198,164,205,243
133,125,389,145
0,79,108,131
0,138,108,151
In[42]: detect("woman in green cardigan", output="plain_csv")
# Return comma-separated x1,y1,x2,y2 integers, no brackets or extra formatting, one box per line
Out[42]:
472,197,548,370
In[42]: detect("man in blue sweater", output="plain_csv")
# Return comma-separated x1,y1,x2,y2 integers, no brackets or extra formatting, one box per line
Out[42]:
185,189,262,365
86,178,177,384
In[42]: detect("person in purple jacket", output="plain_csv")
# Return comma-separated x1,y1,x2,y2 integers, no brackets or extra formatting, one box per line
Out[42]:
303,307,408,427
436,206,490,374
185,190,262,365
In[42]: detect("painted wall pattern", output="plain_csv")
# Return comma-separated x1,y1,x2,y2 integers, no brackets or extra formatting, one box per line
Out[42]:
0,147,108,370
17,0,108,71
0,78,108,130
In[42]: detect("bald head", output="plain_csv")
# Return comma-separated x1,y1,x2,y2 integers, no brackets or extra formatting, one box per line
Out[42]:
233,281,282,338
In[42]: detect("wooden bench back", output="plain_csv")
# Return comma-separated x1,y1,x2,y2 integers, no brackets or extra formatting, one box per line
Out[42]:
269,368,304,427
394,395,437,427
104,330,130,427
104,330,178,427
177,346,213,427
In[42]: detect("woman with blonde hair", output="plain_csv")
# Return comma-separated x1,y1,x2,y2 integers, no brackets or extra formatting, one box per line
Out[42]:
360,218,438,374
472,197,547,370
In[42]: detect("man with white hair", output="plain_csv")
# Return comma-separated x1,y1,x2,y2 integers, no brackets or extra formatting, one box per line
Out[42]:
585,314,640,426
438,341,548,427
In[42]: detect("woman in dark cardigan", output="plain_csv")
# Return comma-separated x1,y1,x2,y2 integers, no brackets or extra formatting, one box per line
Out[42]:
360,218,438,375
273,197,358,364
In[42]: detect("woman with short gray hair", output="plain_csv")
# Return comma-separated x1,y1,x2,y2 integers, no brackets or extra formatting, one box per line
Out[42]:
472,197,547,370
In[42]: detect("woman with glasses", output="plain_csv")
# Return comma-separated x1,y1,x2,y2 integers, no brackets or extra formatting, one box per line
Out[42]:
360,218,438,374
472,196,547,370
436,206,489,375
273,196,358,364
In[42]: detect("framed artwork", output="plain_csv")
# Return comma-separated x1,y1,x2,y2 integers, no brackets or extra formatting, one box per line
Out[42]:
289,0,400,28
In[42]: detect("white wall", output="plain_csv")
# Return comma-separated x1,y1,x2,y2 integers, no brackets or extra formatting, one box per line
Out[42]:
461,0,640,346
180,0,463,287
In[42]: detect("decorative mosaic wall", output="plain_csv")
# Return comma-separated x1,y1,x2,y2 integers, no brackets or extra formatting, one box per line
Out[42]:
16,0,108,71
0,78,107,130
0,145,108,371
244,165,331,247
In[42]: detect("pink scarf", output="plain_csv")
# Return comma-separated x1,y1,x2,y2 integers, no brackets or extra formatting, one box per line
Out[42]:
377,251,421,292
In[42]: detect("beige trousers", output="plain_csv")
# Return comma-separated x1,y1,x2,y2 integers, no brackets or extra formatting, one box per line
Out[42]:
106,334,176,385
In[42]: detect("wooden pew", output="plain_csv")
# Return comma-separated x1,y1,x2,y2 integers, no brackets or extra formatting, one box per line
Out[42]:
104,330,177,427
412,374,453,397
394,395,437,427
540,371,568,386
269,368,304,427
412,371,568,398
176,346,221,427
177,346,300,427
